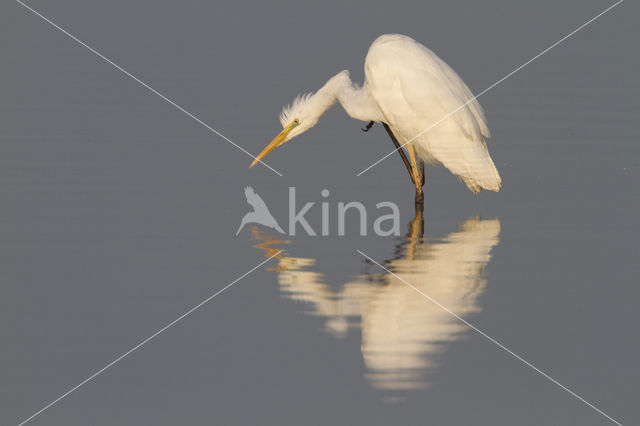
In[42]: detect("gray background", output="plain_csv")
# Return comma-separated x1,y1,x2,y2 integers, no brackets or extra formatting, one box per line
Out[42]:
1,0,638,425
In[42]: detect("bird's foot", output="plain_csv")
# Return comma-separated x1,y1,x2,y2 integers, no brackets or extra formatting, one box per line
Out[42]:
361,121,375,132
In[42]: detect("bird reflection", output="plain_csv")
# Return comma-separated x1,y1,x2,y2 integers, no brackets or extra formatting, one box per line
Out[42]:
251,205,500,397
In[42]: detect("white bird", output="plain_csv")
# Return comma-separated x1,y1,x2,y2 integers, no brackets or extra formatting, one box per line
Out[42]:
251,34,501,202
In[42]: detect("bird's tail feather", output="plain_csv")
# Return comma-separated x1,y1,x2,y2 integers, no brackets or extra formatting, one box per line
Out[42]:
462,148,501,193
426,137,501,193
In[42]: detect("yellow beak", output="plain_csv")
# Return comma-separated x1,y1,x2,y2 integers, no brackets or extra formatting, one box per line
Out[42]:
250,123,295,168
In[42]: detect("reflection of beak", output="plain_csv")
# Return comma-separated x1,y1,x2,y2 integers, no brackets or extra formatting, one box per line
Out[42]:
250,123,295,168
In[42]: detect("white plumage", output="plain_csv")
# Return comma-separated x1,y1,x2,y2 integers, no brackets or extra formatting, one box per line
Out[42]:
365,35,501,193
253,33,501,194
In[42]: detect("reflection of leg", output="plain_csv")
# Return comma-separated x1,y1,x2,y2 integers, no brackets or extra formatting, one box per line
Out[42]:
415,201,424,237
406,144,424,204
406,201,424,260
382,123,415,184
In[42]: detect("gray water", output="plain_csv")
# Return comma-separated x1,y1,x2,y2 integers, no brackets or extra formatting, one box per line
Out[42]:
1,0,639,425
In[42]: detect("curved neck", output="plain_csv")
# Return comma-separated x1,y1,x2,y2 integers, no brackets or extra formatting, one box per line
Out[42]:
311,71,383,123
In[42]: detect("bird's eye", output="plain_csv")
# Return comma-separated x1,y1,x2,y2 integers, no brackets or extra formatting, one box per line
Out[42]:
292,119,300,126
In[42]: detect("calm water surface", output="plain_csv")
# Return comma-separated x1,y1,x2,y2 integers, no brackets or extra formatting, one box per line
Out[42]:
1,1,638,425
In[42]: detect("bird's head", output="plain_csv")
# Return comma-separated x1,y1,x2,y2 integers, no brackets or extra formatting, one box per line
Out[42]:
250,93,321,167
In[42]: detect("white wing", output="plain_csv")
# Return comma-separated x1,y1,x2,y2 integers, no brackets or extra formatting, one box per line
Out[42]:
366,34,489,141
365,34,500,192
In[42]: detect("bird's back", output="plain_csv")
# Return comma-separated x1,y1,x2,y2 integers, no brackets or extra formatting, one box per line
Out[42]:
364,34,501,193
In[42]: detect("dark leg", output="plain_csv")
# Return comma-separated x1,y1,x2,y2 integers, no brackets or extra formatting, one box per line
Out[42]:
362,122,424,203
361,121,375,132
382,123,416,185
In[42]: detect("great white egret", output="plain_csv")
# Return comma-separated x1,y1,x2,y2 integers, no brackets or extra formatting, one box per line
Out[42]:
250,34,501,202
